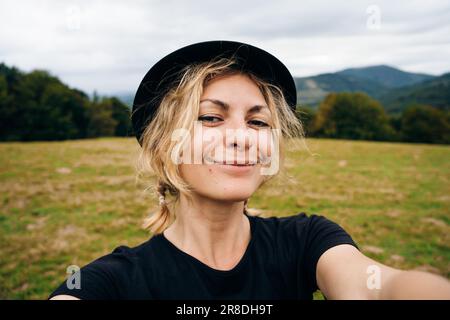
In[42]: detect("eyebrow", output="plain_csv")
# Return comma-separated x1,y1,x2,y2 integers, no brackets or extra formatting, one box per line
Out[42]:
199,99,269,114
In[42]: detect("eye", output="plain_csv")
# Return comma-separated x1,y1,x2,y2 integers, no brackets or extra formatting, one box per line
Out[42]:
198,115,223,123
248,119,270,127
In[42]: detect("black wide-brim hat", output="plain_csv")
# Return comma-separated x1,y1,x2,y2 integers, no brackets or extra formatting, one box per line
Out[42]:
132,40,297,145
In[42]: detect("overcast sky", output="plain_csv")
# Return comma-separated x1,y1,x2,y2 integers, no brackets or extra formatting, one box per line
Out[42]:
1,0,449,95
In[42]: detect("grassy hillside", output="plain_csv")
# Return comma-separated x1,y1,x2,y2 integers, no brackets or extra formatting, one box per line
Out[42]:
379,73,450,114
0,137,448,299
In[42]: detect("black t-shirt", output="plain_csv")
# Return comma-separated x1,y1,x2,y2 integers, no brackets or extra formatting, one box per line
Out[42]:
49,212,358,300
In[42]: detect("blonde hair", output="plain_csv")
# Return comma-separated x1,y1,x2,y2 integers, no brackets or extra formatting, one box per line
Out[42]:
135,56,309,234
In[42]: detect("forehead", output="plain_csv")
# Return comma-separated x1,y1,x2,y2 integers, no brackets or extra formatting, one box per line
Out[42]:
201,73,267,108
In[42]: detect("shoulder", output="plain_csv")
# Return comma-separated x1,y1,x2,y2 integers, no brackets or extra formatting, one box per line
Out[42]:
84,240,149,273
48,238,156,300
252,212,358,260
252,212,340,238
253,212,358,292
84,238,162,278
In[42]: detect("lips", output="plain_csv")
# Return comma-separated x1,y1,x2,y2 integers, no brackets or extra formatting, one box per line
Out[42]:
216,160,255,166
204,156,256,166
227,162,255,166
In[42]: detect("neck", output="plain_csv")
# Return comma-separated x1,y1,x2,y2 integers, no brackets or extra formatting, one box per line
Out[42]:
163,193,251,271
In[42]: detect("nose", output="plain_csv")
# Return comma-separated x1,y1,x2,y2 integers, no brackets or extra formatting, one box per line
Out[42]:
224,118,255,155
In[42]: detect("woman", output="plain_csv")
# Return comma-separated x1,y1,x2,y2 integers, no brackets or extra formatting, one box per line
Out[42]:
50,40,450,300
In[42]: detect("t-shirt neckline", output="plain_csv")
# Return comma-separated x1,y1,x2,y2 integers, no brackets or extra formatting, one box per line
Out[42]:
159,212,257,276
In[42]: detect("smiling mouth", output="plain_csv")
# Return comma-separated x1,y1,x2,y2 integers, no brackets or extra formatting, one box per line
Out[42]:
204,156,256,166
213,161,256,167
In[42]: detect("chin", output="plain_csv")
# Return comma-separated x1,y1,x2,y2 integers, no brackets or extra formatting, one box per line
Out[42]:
191,181,255,202
218,191,254,202
180,164,262,201
210,183,258,202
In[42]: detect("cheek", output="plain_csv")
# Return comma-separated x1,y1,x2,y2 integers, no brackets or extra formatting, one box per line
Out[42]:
179,164,220,188
180,164,213,177
256,129,273,159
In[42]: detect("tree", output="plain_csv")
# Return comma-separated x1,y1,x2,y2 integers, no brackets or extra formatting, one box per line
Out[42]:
0,62,129,141
108,97,132,136
296,106,316,137
400,105,450,144
86,99,118,137
312,92,396,141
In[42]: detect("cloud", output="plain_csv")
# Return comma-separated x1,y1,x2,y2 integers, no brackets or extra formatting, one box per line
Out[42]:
0,0,449,94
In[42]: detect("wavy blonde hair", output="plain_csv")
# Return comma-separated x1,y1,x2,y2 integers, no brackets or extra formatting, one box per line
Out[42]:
135,56,309,235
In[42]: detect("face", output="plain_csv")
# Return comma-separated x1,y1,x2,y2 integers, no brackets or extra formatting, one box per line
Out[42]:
178,73,276,202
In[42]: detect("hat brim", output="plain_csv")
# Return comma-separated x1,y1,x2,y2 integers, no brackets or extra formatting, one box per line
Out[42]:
132,40,297,145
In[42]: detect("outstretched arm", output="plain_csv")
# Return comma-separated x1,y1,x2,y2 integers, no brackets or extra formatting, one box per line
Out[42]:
316,244,450,299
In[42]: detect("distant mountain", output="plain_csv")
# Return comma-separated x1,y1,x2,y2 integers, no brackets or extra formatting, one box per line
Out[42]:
379,72,450,114
337,65,434,88
295,71,389,106
295,65,437,108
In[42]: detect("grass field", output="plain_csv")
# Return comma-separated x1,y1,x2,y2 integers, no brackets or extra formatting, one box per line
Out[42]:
0,137,449,299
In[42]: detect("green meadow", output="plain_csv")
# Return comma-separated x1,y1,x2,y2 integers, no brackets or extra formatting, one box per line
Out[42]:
0,137,448,299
